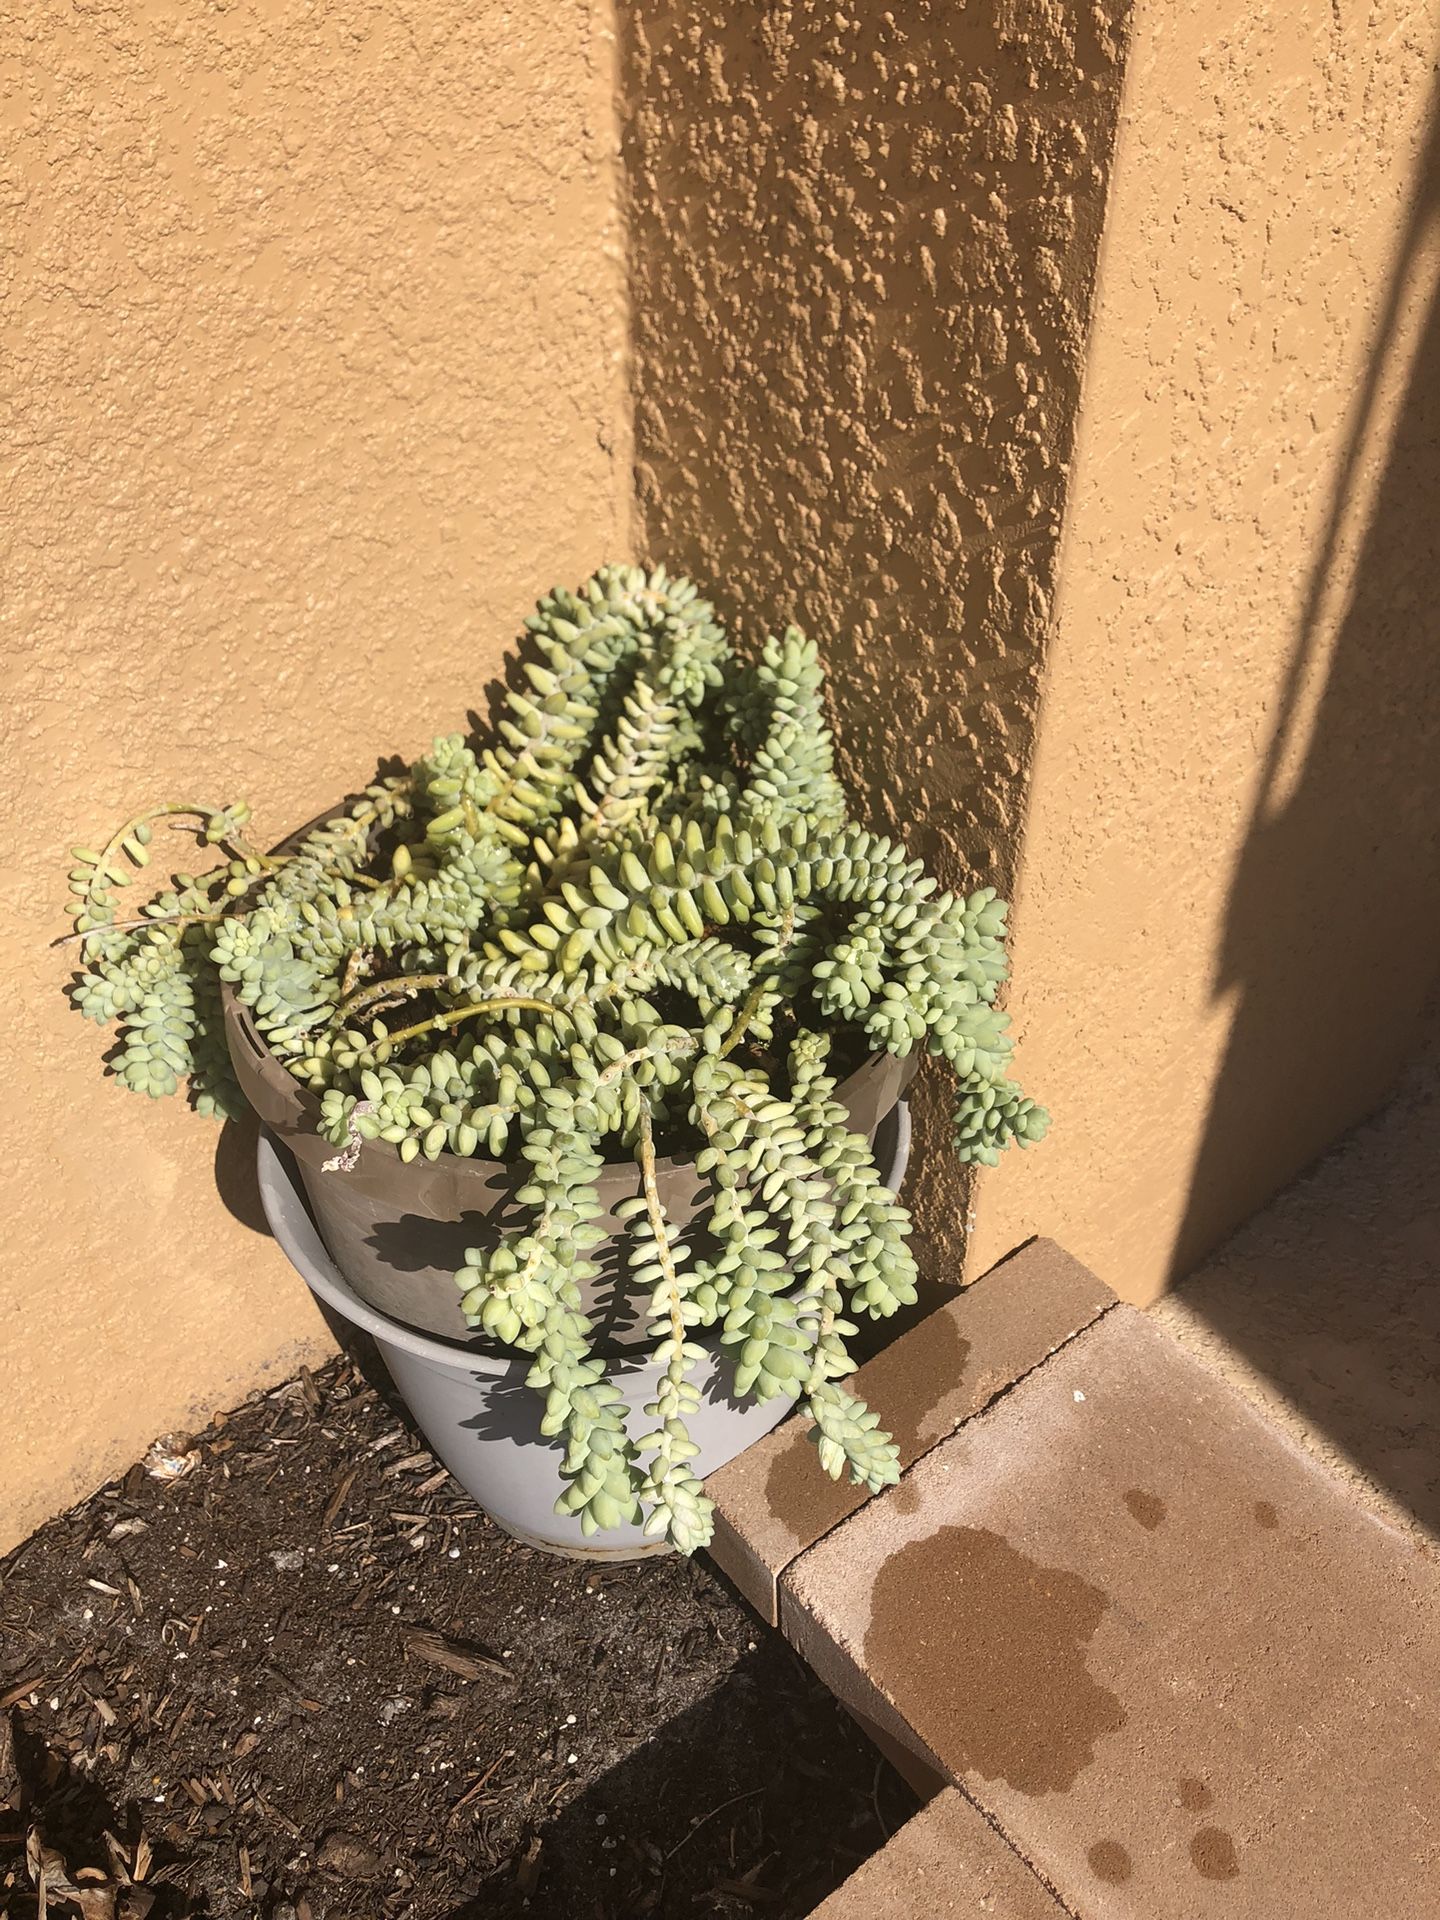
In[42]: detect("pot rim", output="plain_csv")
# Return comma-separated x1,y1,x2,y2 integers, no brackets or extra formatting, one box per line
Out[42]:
226,979,913,1180
220,796,918,1181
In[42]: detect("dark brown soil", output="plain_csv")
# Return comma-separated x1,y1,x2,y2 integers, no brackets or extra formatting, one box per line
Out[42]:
0,1358,914,1920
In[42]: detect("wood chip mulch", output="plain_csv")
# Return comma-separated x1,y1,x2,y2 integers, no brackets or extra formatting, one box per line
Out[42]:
0,1356,915,1919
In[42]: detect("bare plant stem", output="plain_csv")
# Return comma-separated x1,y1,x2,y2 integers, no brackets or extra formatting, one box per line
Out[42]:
339,949,372,1000
718,905,796,1058
636,1101,685,1355
380,994,559,1050
336,971,452,1023
57,909,228,948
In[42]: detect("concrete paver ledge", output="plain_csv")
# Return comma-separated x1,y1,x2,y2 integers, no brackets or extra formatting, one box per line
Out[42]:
784,1303,1440,1919
705,1238,1118,1623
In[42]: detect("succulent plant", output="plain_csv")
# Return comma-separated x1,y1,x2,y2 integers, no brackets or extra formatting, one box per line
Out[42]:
64,565,1047,1552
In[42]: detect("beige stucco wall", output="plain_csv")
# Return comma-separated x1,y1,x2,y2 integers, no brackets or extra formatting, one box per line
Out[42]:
0,1,631,1552
968,0,1440,1300
8,0,1440,1549
622,0,1132,1281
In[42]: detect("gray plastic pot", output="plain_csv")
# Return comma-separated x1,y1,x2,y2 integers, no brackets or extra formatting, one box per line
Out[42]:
256,1103,911,1560
225,981,915,1349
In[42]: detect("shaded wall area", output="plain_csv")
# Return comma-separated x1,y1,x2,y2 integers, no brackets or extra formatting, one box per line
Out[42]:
622,0,1131,1276
1153,64,1440,1541
1171,68,1440,1283
969,1,1440,1301
0,0,632,1552
1154,1040,1440,1543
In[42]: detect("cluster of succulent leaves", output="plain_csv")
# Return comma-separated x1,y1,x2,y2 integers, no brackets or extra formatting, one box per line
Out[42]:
66,565,1047,1553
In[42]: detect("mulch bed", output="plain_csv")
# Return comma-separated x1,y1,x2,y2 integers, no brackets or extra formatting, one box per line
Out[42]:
0,1356,915,1919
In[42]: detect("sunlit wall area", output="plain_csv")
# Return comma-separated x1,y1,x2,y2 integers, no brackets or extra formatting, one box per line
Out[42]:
1,0,632,1552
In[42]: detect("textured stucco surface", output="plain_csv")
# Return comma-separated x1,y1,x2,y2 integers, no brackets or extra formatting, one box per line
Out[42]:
622,0,1131,1275
1,1,631,1551
969,0,1440,1299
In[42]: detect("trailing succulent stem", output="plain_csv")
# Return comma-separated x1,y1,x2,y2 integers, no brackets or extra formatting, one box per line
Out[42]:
65,563,1047,1552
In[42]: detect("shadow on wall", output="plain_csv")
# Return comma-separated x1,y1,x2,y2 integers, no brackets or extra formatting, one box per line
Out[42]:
214,1109,271,1236
620,0,1132,1288
1168,66,1440,1520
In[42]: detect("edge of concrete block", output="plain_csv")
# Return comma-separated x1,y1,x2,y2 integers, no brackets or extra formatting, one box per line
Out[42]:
706,1236,1117,1623
805,1786,1074,1919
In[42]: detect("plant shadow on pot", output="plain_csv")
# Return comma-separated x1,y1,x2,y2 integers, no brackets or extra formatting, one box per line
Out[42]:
364,1209,513,1276
451,1329,772,1463
453,1375,567,1456
362,1205,672,1350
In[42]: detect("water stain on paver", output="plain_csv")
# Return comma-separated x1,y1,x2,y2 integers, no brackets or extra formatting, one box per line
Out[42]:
761,1429,859,1548
1087,1840,1133,1883
1191,1826,1241,1879
863,1526,1126,1795
763,1317,970,1542
1123,1488,1166,1530
1254,1500,1280,1529
1178,1776,1213,1811
762,1426,854,1546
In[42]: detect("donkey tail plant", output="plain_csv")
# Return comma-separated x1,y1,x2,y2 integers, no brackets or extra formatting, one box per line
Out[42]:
64,563,1048,1551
